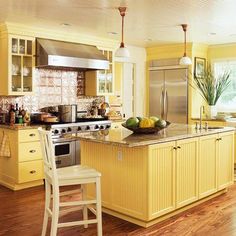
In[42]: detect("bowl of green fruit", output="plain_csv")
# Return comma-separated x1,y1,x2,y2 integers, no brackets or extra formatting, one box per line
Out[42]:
122,116,170,134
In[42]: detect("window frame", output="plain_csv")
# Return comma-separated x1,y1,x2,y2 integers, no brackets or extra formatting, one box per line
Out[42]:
212,57,236,112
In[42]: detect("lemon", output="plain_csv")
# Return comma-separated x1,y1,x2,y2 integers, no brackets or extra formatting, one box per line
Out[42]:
139,118,155,128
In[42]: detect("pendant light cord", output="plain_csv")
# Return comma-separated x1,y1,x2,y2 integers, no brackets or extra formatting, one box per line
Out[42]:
182,24,188,57
119,7,126,48
184,28,186,57
121,14,124,47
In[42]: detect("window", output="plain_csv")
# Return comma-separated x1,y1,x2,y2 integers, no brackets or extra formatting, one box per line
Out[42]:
213,59,236,112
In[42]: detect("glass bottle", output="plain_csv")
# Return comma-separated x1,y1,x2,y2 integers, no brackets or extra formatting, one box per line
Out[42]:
9,104,15,125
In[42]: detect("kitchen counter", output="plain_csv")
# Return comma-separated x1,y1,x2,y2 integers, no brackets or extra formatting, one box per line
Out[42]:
0,124,42,130
79,123,234,227
77,123,235,147
191,117,227,122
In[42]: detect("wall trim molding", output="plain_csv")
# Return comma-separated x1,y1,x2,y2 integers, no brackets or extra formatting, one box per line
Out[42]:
1,21,117,49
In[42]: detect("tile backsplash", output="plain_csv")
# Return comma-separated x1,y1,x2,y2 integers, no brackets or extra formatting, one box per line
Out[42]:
0,69,104,113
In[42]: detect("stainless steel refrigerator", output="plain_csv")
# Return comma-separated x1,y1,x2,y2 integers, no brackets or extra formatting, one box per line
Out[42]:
149,67,188,124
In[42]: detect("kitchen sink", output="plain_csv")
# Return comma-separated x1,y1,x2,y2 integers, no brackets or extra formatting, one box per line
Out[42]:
207,126,224,129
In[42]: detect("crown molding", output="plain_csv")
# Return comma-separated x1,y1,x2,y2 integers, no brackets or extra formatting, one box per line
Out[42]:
1,21,118,49
209,43,236,48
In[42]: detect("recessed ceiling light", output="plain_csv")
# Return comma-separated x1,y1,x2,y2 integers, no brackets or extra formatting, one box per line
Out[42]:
107,31,118,35
61,23,71,27
209,32,216,36
145,38,152,42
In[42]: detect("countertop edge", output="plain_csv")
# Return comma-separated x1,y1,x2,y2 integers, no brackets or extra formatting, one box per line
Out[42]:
78,126,235,147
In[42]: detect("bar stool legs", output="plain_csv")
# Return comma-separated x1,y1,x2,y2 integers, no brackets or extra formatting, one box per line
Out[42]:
96,177,102,236
41,181,51,236
51,186,59,236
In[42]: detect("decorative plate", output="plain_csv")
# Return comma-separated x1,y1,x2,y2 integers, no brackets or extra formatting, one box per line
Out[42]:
121,121,170,134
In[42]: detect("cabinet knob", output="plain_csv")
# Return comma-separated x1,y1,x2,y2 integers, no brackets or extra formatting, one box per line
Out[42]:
29,133,36,137
216,138,222,141
29,150,36,153
177,146,181,149
29,170,36,174
173,147,177,150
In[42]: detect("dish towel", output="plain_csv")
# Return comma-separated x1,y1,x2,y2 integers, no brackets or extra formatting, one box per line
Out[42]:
0,131,11,158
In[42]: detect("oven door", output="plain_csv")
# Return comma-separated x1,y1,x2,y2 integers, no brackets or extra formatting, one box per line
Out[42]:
53,140,76,168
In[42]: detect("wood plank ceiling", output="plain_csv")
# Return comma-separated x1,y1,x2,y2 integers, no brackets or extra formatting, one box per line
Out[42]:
0,0,236,46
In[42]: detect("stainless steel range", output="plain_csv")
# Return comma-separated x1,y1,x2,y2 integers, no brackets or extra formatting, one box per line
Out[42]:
49,120,111,168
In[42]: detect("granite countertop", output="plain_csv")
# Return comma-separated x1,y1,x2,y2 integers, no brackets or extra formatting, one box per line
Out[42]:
76,123,235,147
0,124,43,130
191,118,226,122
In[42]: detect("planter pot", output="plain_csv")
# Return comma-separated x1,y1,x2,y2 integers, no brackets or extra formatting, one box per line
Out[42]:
206,105,217,119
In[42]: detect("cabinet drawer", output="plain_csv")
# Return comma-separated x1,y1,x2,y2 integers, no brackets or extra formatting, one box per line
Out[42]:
19,129,39,142
19,142,42,162
18,160,44,183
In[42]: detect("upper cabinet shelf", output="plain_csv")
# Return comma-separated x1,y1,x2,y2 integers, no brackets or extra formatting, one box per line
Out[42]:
85,49,114,96
0,34,35,96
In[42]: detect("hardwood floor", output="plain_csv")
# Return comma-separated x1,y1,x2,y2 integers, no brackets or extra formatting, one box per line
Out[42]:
1,184,236,236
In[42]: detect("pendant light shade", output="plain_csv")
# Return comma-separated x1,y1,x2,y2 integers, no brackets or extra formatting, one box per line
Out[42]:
115,7,130,58
179,24,192,65
179,56,192,65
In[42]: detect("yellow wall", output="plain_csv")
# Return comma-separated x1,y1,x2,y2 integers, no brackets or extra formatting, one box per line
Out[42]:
146,43,209,121
208,44,236,60
108,62,122,104
191,43,209,118
146,43,192,117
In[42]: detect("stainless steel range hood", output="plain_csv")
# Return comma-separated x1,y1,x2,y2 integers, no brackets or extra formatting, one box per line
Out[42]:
36,38,109,70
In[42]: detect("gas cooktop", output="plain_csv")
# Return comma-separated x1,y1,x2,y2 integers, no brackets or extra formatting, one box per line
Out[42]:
49,120,112,138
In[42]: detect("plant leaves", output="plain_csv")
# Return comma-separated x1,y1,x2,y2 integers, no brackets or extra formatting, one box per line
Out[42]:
193,66,231,105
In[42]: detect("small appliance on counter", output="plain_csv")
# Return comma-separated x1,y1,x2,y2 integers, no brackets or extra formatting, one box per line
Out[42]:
58,104,77,123
30,112,59,124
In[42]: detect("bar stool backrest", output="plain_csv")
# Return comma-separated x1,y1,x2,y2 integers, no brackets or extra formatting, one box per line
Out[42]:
38,128,58,185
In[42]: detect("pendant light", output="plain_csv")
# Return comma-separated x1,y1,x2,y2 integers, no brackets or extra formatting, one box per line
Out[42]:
179,24,192,65
115,7,130,58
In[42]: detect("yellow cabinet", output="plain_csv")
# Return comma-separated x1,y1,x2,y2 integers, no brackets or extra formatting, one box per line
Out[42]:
18,142,42,162
18,129,39,142
149,138,198,214
199,134,218,199
18,160,44,183
85,50,113,95
176,138,198,208
148,142,176,218
81,132,234,227
0,127,43,190
0,34,35,95
198,132,234,198
218,132,234,190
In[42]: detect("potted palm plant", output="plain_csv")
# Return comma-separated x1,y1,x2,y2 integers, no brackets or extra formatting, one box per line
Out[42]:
193,67,231,118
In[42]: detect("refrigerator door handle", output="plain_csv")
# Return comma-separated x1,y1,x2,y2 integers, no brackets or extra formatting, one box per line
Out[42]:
160,88,164,118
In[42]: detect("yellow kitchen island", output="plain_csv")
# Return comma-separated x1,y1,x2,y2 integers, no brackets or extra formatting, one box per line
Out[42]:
78,124,234,227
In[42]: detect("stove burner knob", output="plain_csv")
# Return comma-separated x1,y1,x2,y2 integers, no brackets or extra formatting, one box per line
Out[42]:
61,129,66,134
100,125,104,130
77,126,82,131
67,127,72,132
53,129,59,134
86,126,90,130
94,125,99,129
106,125,111,129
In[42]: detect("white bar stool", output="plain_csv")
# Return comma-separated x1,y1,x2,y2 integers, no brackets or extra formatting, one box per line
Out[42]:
38,128,102,236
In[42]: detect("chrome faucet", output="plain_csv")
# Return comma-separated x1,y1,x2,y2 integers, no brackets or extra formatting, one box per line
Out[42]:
199,106,205,130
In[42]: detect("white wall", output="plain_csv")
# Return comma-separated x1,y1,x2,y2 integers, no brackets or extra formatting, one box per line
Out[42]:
115,45,146,117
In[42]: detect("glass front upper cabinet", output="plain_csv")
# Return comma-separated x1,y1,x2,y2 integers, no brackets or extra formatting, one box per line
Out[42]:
97,50,113,94
10,36,34,94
